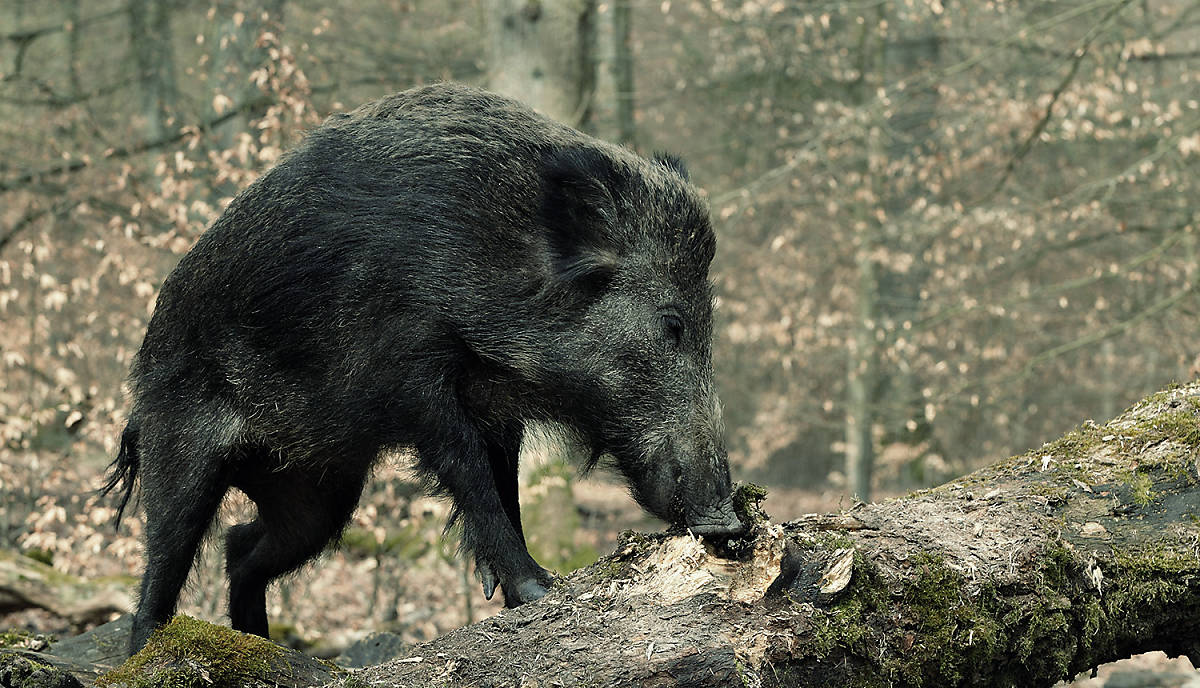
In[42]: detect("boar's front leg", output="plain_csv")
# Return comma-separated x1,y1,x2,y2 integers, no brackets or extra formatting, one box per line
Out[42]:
475,422,527,600
487,422,525,542
418,409,551,607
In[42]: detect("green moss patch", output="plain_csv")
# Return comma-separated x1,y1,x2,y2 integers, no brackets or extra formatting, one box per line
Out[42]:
708,482,772,560
796,544,1123,687
0,654,82,688
95,616,283,688
780,386,1200,686
22,549,54,567
1128,471,1155,507
731,482,770,527
1105,544,1200,620
0,630,53,649
807,551,888,660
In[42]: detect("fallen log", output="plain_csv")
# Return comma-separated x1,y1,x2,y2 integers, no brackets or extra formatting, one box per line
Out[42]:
352,382,1200,687
6,383,1200,688
0,552,131,630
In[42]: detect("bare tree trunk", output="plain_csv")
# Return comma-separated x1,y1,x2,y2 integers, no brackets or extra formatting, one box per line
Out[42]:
128,0,177,141
483,1,602,574
843,7,887,503
485,0,598,128
66,0,83,97
208,0,284,148
1102,339,1117,421
845,242,877,501
611,0,635,148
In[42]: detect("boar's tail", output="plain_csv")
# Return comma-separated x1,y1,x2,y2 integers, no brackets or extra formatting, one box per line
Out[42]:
101,423,140,527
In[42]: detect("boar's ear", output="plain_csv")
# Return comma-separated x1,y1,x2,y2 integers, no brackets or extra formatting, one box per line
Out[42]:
653,152,690,181
541,147,623,288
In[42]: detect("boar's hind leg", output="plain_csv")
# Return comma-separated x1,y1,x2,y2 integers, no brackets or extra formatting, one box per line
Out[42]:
226,458,367,638
419,414,551,608
132,430,233,653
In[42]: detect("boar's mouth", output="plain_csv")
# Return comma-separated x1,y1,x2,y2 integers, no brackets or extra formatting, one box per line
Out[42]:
683,497,746,537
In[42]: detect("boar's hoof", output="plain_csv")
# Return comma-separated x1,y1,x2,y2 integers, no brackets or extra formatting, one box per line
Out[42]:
502,573,551,608
476,559,499,600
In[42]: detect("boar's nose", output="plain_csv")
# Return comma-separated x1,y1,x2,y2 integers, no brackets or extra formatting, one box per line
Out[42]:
685,498,747,537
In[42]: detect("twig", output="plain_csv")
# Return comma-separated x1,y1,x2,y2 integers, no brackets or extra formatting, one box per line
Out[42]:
0,95,273,194
988,0,1137,199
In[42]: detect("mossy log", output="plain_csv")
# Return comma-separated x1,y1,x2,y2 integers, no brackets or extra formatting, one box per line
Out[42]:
0,616,341,688
0,552,131,629
353,383,1200,688
5,384,1199,688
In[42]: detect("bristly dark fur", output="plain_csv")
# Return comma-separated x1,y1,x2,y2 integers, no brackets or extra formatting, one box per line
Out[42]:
101,424,140,525
113,82,737,654
653,152,690,180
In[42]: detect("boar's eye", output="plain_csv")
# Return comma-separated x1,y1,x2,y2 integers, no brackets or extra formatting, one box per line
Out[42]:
660,312,684,348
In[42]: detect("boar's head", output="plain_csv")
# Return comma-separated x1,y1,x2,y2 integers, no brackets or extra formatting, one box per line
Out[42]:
537,146,746,538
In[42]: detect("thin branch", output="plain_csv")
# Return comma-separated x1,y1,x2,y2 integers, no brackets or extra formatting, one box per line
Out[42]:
1057,117,1200,204
968,277,1193,407
0,78,136,108
0,8,124,44
0,95,273,194
989,0,1137,198
706,0,1145,215
938,0,1131,80
987,217,1190,287
0,205,54,253
893,35,1200,63
1124,49,1200,61
901,226,1188,337
868,275,1198,421
1018,283,1191,372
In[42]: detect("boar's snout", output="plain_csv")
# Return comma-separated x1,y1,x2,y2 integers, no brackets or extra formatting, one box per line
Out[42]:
685,497,746,537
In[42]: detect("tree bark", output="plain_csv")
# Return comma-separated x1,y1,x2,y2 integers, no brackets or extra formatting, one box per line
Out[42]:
485,0,597,128
610,0,635,148
127,0,177,141
207,0,284,152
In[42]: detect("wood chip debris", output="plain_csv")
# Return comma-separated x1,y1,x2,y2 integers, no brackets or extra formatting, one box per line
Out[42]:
818,548,855,595
1087,558,1104,595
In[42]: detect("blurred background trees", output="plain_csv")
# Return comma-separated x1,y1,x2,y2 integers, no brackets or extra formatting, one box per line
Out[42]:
1,0,1197,643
